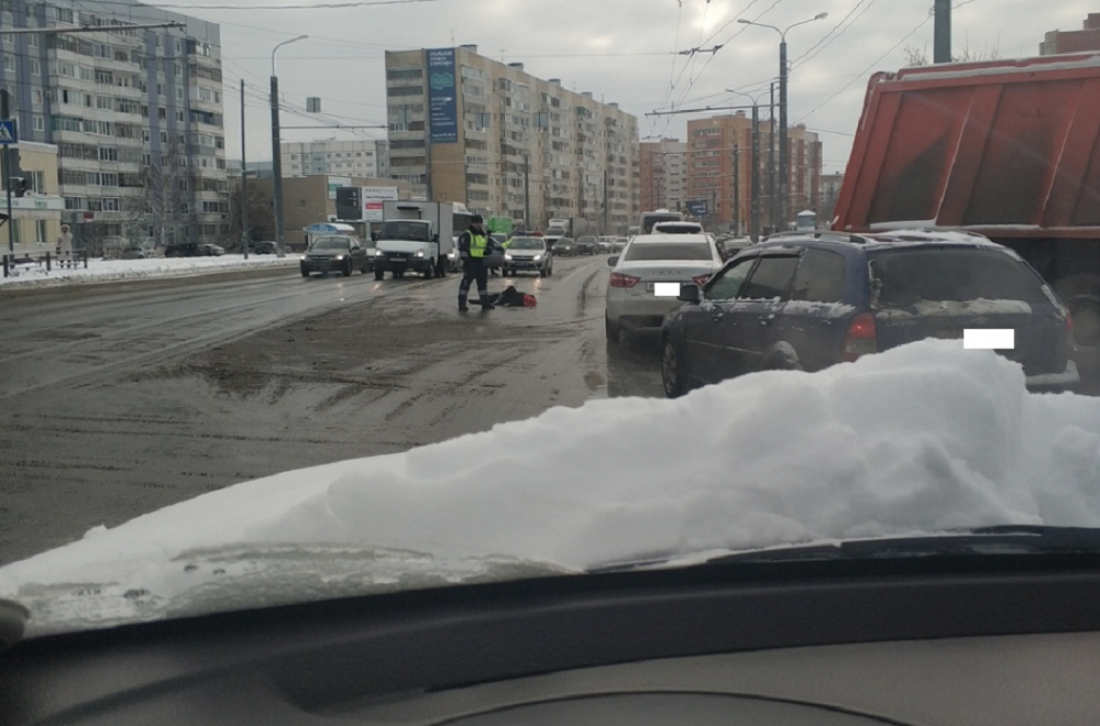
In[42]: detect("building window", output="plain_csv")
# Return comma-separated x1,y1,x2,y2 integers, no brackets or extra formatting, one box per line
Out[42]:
33,116,44,132
3,56,13,72
32,89,43,104
36,219,48,243
31,59,40,76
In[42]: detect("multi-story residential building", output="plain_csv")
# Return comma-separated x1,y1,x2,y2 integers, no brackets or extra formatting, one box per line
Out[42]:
1040,13,1100,55
281,139,389,178
639,138,687,212
686,114,821,234
1,0,227,250
384,45,639,234
1,141,64,248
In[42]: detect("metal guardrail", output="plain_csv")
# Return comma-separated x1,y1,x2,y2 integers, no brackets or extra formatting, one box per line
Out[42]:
2,250,88,278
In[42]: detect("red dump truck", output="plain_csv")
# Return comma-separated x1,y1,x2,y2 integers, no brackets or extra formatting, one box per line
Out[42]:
832,53,1100,386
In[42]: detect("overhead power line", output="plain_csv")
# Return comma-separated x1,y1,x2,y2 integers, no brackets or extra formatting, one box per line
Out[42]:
90,0,459,8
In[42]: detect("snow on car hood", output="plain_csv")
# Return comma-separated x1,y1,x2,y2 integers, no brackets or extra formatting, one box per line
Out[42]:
3,339,1100,637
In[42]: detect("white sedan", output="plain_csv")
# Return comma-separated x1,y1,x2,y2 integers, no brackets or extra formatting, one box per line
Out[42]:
605,233,724,342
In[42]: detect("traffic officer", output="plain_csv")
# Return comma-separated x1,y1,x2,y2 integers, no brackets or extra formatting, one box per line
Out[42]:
457,215,493,311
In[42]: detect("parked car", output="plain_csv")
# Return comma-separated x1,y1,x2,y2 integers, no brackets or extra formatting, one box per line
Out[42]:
553,237,576,256
502,236,553,278
576,236,598,255
199,243,225,256
164,242,200,258
251,241,277,255
597,236,616,253
605,233,725,343
659,230,1080,397
612,237,629,253
299,235,369,277
120,247,148,260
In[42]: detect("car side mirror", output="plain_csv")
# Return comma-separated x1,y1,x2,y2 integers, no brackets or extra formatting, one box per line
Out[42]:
678,283,701,304
607,256,619,267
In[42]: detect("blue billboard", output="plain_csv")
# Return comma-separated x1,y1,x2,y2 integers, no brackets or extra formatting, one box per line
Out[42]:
684,199,709,218
427,48,458,144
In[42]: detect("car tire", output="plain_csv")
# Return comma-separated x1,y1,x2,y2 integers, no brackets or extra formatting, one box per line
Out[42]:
539,267,547,278
425,261,435,280
374,267,384,281
300,267,310,277
661,336,686,398
605,314,620,344
394,271,404,279
437,258,447,278
342,260,353,277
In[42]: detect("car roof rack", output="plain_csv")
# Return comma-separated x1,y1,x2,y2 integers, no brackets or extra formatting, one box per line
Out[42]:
764,231,875,245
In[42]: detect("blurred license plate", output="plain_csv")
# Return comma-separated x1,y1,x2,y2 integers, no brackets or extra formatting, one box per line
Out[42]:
647,282,680,297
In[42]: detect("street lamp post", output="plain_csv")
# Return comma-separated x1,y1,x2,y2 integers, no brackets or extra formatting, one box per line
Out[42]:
270,34,307,259
738,13,826,232
725,87,772,242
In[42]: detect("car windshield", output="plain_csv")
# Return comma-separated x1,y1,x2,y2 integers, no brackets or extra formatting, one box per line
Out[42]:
624,242,714,261
2,2,1100,647
381,221,430,241
309,238,350,250
869,248,1050,307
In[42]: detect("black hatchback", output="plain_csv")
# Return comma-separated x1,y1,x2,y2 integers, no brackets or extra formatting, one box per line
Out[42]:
660,231,1079,397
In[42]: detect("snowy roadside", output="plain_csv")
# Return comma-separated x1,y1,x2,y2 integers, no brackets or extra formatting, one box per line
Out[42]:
0,254,299,290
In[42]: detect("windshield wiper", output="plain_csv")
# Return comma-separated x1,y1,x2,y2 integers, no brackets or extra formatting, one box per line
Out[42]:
703,526,1100,565
586,526,1100,573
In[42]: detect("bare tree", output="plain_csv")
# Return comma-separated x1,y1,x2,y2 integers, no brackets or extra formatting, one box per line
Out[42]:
142,138,195,250
226,179,274,252
903,41,1001,67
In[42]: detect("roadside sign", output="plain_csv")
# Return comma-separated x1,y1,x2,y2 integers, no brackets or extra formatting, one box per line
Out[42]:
0,120,16,145
684,199,708,218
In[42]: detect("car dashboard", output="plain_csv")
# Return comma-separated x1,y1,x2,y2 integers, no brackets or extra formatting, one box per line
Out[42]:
3,554,1100,725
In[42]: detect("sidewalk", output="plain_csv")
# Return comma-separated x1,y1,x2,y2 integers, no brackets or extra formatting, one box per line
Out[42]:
0,254,299,290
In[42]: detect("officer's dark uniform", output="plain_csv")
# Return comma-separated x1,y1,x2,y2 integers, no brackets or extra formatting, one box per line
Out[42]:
457,218,493,311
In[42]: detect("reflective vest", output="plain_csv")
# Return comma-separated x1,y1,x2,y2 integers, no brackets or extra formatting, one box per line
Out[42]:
468,231,489,258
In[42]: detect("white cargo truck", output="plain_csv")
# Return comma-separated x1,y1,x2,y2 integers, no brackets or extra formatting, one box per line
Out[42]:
374,201,469,280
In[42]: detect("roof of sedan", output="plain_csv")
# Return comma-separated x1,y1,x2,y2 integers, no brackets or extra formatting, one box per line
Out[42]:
755,229,1008,253
629,233,715,244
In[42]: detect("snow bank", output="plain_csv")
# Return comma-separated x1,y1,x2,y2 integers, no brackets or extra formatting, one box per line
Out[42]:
0,254,297,289
3,339,1099,636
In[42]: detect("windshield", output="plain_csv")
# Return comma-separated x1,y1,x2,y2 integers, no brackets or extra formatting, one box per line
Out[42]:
309,237,350,251
624,242,714,261
2,1,1099,644
381,221,430,242
869,248,1051,307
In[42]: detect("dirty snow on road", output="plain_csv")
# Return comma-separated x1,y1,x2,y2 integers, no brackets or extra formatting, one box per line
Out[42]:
0,254,296,289
3,339,1099,636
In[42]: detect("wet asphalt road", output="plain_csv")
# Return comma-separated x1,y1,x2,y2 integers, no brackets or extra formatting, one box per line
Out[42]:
0,256,664,564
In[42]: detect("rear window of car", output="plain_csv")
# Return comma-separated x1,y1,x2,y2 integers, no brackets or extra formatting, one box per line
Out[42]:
790,248,847,303
741,256,800,299
868,248,1049,307
624,242,714,261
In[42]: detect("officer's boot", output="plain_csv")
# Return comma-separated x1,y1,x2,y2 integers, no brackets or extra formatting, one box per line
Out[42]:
479,292,495,310
458,294,469,312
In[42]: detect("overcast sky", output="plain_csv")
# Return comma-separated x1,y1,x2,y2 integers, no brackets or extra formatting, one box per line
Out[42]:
182,0,1094,174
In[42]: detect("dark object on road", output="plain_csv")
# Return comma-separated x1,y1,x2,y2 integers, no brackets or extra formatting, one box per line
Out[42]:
660,230,1080,397
575,236,598,255
469,286,537,308
252,241,277,255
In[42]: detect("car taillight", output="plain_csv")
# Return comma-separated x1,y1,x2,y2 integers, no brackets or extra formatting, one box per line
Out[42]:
692,274,712,286
843,312,877,362
610,271,640,288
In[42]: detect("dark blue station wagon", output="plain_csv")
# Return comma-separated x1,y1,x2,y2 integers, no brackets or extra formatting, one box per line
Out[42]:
659,231,1079,397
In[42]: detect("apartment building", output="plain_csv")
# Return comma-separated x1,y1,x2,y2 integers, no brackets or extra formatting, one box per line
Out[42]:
686,114,821,233
1,0,227,249
1040,13,1100,55
281,139,390,179
384,45,639,234
639,138,687,212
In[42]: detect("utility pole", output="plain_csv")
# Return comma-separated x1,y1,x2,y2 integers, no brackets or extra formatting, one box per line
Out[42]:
270,35,307,259
934,0,952,63
2,89,12,255
602,168,609,235
524,149,531,231
778,38,788,232
750,100,761,242
732,143,740,237
769,82,777,234
240,79,248,259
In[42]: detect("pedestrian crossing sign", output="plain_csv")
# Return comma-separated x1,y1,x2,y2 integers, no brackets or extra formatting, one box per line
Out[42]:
0,120,16,145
